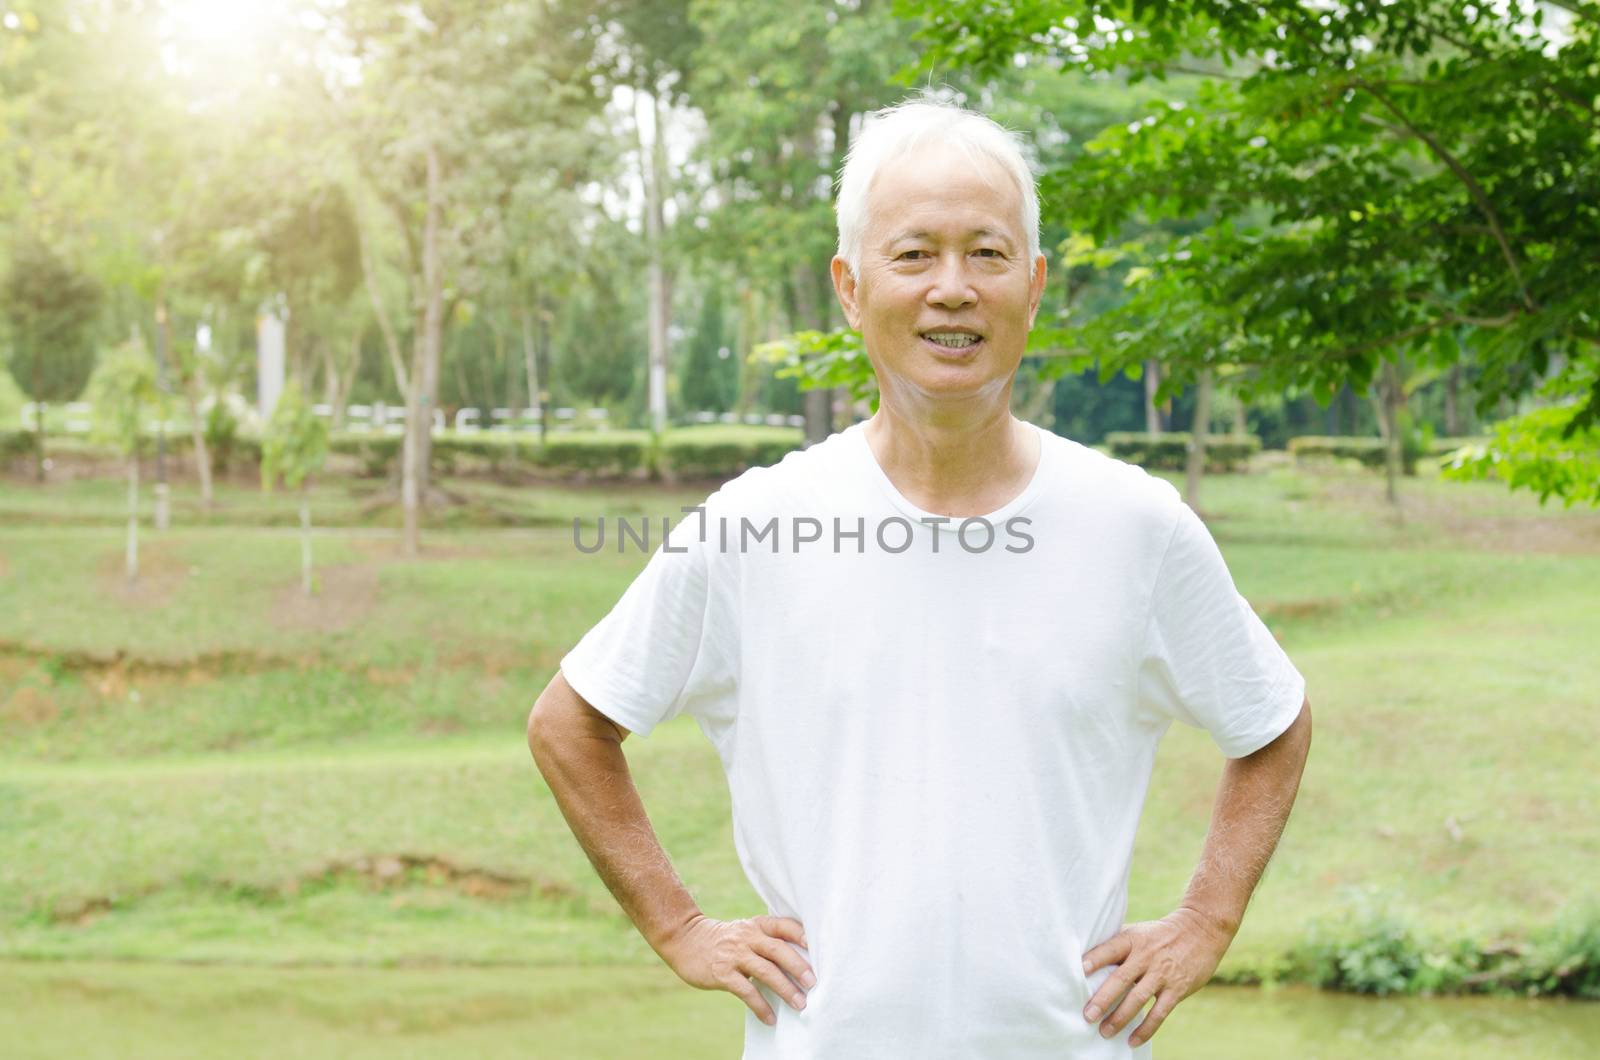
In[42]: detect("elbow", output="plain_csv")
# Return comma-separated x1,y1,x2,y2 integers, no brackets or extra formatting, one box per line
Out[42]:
526,689,556,762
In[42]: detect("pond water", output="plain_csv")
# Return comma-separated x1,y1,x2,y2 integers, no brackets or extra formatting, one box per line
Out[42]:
4,961,1595,1058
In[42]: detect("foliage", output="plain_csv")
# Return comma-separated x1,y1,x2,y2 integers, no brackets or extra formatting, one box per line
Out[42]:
903,0,1600,502
754,329,878,410
0,429,33,463
1443,404,1600,508
261,382,329,493
204,400,242,474
1,234,102,402
0,362,26,426
1286,892,1600,999
1290,435,1418,475
1103,431,1260,472
84,340,160,457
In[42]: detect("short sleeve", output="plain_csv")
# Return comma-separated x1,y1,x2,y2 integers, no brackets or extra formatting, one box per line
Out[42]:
558,510,736,740
1137,500,1306,758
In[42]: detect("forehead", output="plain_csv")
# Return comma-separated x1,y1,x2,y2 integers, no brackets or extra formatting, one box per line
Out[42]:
863,142,1024,244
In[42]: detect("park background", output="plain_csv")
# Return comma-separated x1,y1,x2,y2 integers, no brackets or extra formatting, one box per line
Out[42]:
2,0,1598,1056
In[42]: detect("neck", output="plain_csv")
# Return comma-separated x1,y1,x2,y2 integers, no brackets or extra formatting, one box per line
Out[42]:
863,404,1038,518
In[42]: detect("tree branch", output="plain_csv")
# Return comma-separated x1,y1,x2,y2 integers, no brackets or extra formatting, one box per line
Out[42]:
1354,79,1537,313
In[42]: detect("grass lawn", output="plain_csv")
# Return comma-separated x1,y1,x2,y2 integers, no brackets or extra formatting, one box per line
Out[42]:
1,456,1597,988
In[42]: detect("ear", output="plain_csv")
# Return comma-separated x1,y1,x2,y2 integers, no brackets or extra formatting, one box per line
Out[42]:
1026,254,1048,330
831,255,862,330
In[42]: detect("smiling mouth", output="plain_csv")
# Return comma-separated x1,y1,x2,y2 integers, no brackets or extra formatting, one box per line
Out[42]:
921,331,983,351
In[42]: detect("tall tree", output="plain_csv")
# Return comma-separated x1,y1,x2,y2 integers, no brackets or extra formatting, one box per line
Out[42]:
906,0,1600,505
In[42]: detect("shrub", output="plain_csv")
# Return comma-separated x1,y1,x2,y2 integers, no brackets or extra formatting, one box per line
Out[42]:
1283,894,1600,998
1288,435,1419,475
0,429,35,464
329,434,404,477
205,400,241,473
659,427,803,479
0,364,26,429
1103,431,1260,472
534,433,648,477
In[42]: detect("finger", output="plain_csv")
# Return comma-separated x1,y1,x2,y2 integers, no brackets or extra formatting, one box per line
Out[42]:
724,973,778,1026
757,915,807,947
1082,932,1133,976
1129,987,1180,1048
1083,958,1143,1023
1100,975,1158,1039
754,934,818,992
740,953,808,1012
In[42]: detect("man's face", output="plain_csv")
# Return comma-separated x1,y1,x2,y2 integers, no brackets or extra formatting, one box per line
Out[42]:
831,141,1047,411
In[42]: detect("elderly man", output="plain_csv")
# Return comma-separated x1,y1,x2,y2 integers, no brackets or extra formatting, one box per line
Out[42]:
527,97,1311,1059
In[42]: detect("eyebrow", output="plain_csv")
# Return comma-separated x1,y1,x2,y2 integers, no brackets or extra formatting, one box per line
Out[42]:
890,227,1017,246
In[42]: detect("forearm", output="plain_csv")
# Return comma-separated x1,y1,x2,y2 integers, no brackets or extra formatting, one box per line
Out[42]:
528,688,701,958
1181,700,1312,937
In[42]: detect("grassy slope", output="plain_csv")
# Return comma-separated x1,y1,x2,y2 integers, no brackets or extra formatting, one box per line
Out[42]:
1,462,1597,977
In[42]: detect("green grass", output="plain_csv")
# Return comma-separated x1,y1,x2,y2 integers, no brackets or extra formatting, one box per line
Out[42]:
1,460,1598,993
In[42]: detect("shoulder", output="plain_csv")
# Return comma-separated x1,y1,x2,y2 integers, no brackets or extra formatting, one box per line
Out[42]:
1035,426,1186,533
700,426,861,517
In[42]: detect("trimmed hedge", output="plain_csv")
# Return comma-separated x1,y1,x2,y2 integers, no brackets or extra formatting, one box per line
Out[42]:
329,427,802,480
1103,432,1261,472
7,426,807,482
1289,435,1416,474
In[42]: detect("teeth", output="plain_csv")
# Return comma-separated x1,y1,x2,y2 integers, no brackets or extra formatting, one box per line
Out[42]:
925,332,979,348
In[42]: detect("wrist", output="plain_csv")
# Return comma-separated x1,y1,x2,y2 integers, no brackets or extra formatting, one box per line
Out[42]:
650,908,706,961
1177,901,1241,940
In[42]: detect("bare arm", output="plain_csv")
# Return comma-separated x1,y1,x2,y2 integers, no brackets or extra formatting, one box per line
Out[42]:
526,670,814,1024
1181,697,1314,936
525,670,697,955
1084,697,1313,1047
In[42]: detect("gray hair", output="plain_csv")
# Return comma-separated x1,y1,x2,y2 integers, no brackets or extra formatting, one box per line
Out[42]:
834,96,1042,277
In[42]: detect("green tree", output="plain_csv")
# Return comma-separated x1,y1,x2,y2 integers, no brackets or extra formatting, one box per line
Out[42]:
86,340,163,584
1,234,102,478
902,0,1600,505
261,380,330,597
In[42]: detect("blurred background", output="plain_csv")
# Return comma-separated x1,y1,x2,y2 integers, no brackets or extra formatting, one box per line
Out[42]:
1,1,1597,1056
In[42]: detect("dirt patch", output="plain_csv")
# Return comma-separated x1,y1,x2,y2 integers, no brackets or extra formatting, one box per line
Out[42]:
1318,476,1600,555
345,535,496,563
0,641,293,679
1255,596,1346,622
48,854,589,924
270,564,380,632
1,683,59,724
97,541,188,609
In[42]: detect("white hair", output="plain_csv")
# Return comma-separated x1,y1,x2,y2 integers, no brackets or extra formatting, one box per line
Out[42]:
835,96,1042,277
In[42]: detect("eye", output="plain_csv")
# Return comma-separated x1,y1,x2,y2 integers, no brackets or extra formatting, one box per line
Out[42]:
898,249,929,260
974,248,1003,258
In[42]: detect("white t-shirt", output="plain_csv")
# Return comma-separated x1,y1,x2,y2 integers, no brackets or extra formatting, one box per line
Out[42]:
559,420,1306,1059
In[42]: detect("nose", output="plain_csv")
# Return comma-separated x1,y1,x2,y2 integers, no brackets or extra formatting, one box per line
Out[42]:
925,252,977,310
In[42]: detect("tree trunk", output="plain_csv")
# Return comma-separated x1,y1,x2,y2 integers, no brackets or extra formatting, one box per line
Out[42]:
181,375,214,509
1232,388,1248,437
300,481,313,596
403,141,446,558
1143,359,1163,434
1184,370,1214,510
332,331,360,430
31,326,45,481
126,454,139,584
1372,359,1404,514
733,286,760,417
789,262,833,444
518,303,544,444
637,90,672,437
1444,363,1462,437
153,298,170,531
